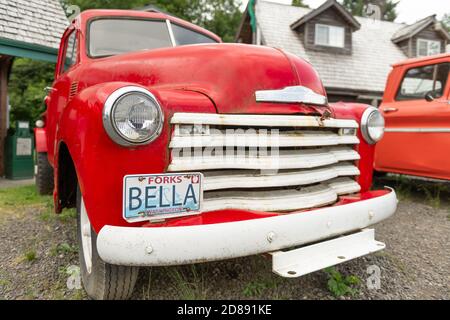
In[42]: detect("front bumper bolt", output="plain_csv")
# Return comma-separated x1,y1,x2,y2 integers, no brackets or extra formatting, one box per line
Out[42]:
267,232,276,243
145,246,154,255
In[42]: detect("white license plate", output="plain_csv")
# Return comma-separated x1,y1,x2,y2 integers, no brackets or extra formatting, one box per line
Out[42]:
123,173,203,222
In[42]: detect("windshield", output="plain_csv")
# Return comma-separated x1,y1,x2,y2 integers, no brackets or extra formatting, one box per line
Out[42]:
88,18,218,58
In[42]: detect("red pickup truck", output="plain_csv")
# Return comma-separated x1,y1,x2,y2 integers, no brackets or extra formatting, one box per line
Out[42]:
375,53,450,181
34,10,397,300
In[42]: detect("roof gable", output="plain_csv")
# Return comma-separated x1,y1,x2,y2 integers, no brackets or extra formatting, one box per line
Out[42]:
290,0,361,31
392,15,450,43
0,0,68,50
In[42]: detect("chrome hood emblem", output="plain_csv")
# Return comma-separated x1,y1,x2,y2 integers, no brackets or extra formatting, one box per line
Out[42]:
256,86,328,106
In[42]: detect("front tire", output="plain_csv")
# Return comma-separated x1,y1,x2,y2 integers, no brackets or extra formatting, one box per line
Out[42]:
77,187,139,300
36,152,54,195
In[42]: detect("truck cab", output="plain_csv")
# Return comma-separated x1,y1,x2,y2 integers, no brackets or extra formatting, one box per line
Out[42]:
34,9,397,300
375,53,450,181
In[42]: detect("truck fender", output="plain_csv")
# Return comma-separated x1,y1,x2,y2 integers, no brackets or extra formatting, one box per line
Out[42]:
34,127,48,153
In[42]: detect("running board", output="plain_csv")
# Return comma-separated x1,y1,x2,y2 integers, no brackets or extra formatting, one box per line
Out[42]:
270,229,385,278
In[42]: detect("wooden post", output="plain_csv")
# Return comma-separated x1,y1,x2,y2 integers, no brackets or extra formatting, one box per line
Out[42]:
0,55,13,176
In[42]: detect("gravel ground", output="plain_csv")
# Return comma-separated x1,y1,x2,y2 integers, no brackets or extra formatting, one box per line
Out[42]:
0,181,449,300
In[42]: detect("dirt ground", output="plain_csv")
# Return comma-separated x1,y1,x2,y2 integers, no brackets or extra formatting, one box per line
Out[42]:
0,178,449,300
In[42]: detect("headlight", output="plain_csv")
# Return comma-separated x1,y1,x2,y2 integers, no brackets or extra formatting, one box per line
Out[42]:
103,86,164,147
361,107,385,145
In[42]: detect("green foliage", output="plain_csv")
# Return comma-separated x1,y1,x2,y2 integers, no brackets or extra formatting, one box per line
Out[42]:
324,267,361,298
340,0,398,22
442,14,450,32
0,185,47,208
292,0,309,8
51,243,79,256
242,277,278,298
8,58,55,126
23,249,37,262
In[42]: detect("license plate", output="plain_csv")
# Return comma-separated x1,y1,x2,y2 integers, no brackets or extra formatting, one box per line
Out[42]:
123,173,203,222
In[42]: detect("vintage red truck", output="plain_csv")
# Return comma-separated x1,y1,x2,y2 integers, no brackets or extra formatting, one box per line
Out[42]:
34,9,397,300
375,53,450,181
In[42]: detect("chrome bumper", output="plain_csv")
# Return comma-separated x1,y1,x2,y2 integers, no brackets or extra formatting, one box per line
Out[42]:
97,189,397,267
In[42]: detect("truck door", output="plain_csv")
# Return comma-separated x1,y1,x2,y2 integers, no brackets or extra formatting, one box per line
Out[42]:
375,61,450,180
46,27,79,165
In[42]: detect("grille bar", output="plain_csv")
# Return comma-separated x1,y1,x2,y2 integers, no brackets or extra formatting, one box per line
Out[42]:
170,131,359,148
202,178,360,213
203,164,360,191
169,147,360,171
171,113,358,129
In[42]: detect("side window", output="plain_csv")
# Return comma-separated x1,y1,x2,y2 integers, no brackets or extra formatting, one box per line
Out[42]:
62,31,77,73
171,24,217,46
396,63,450,101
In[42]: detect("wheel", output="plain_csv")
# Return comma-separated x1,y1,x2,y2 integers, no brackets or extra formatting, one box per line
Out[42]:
36,152,54,195
77,186,139,300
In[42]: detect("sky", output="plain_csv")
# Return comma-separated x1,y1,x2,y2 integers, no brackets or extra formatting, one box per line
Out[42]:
242,0,450,24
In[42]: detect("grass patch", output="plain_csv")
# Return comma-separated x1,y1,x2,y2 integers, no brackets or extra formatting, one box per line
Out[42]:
23,249,37,262
0,185,49,208
242,278,279,298
324,267,361,298
447,214,450,222
167,266,207,300
51,243,78,256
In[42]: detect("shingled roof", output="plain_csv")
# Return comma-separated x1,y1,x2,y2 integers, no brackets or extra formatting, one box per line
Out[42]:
392,15,450,43
0,0,68,62
253,1,409,95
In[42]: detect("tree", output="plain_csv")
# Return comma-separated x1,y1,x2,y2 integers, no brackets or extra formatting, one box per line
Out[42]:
341,0,398,22
8,58,54,126
292,0,309,8
442,14,450,32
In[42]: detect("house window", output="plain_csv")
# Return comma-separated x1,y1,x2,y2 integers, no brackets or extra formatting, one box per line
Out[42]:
417,39,441,57
315,24,345,48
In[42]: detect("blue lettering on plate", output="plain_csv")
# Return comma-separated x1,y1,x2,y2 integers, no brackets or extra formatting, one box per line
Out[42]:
184,184,197,206
129,187,142,211
145,186,157,209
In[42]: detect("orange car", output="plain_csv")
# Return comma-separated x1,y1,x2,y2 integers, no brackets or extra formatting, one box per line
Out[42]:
375,53,450,181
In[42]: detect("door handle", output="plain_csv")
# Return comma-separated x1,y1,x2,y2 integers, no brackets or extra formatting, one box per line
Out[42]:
383,108,398,113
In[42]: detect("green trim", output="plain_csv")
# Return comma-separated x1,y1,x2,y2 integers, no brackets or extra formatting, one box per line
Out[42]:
248,0,257,33
0,37,59,63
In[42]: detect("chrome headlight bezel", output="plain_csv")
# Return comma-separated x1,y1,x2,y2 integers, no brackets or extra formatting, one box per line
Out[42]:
361,107,385,145
103,86,164,147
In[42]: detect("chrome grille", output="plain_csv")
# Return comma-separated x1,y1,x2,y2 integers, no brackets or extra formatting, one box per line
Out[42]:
169,113,361,213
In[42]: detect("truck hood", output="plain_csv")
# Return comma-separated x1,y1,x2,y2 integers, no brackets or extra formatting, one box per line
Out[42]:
84,44,328,115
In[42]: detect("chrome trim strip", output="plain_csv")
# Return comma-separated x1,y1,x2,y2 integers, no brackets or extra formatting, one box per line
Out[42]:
170,130,360,148
201,164,360,191
171,113,358,129
169,147,360,171
255,86,329,106
203,184,338,212
385,128,450,133
166,19,177,47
